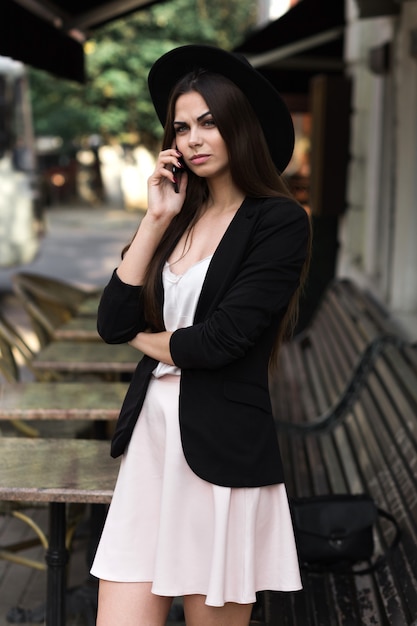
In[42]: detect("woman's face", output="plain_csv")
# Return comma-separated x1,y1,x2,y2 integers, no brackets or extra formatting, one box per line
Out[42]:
173,91,230,180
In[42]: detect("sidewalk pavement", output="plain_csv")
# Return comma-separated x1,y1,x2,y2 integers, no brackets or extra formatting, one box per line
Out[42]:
0,203,141,295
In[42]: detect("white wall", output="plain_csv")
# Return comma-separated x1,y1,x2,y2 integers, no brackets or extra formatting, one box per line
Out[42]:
338,0,417,338
390,2,417,332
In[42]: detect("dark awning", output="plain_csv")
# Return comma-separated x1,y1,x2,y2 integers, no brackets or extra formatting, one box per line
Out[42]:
1,0,170,82
235,0,345,99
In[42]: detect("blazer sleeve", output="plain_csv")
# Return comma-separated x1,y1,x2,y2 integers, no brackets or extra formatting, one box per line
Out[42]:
170,200,310,369
97,269,146,344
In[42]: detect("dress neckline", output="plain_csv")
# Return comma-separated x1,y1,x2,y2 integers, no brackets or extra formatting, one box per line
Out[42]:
164,255,213,279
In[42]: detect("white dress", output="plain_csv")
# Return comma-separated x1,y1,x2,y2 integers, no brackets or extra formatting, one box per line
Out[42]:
90,257,302,606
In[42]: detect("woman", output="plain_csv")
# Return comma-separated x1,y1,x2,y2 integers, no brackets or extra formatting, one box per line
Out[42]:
91,45,311,626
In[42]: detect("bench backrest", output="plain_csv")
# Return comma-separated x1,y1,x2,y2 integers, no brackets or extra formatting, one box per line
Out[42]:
271,279,403,426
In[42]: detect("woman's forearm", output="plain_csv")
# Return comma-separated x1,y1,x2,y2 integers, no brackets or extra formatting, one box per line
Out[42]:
116,213,172,285
116,148,187,286
129,330,174,364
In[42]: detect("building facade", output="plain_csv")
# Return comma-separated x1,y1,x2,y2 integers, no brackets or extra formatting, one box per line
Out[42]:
338,0,417,339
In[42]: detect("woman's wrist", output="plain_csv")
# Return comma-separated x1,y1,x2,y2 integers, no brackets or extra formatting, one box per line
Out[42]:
130,330,174,365
117,212,169,284
141,210,172,230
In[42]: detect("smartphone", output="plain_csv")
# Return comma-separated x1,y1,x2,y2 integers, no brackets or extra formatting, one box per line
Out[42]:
172,150,185,193
172,163,181,193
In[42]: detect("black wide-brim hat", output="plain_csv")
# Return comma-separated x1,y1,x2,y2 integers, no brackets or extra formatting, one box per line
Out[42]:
148,44,294,173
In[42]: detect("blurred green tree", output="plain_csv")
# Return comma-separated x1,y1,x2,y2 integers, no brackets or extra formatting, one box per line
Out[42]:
29,0,257,150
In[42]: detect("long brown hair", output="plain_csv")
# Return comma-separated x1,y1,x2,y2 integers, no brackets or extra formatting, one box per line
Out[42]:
125,70,312,358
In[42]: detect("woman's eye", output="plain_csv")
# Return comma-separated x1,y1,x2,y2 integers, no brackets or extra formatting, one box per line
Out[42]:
174,124,188,134
203,119,215,127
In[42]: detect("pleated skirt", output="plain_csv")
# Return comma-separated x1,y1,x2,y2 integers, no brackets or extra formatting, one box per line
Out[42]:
90,375,302,606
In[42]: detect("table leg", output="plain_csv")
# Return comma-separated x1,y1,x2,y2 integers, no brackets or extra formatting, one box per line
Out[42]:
45,502,68,626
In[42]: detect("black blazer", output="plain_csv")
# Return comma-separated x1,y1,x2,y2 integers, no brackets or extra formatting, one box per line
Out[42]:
97,196,310,487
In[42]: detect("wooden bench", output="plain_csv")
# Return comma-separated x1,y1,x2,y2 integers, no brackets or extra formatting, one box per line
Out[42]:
270,278,405,431
263,281,417,624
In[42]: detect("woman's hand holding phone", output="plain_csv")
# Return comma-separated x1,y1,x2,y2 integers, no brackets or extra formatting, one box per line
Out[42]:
147,148,187,224
172,152,185,193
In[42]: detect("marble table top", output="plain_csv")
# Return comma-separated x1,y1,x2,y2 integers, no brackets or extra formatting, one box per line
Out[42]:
32,341,140,374
0,437,119,503
76,294,102,317
0,381,127,420
53,316,100,341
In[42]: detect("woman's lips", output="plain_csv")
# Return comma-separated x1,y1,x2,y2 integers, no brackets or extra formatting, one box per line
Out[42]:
190,154,210,165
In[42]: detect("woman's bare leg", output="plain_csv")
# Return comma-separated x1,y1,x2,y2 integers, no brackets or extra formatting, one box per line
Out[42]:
96,580,173,626
183,594,253,626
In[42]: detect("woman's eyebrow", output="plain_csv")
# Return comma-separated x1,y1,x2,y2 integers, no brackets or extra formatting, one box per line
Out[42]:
173,111,211,125
197,111,211,122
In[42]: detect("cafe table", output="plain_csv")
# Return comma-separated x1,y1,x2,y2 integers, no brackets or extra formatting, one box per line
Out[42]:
31,341,140,378
0,381,128,421
0,437,120,626
75,294,102,317
52,316,100,341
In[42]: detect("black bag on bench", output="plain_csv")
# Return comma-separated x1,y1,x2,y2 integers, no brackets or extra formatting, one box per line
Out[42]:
291,493,401,574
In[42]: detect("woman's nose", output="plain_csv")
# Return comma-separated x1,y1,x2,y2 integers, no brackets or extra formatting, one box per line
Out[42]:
188,127,202,146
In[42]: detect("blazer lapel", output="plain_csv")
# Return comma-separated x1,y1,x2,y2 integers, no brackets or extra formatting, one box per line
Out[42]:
194,197,259,322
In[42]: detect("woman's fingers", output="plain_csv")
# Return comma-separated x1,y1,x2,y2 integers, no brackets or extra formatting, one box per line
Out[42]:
150,148,184,186
146,149,187,219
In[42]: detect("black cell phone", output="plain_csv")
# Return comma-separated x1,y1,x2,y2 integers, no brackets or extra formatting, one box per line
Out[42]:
172,163,181,193
172,149,185,193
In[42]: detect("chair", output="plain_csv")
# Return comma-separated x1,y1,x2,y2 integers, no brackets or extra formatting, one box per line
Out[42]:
12,272,102,313
0,304,58,379
0,314,39,436
11,272,102,348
